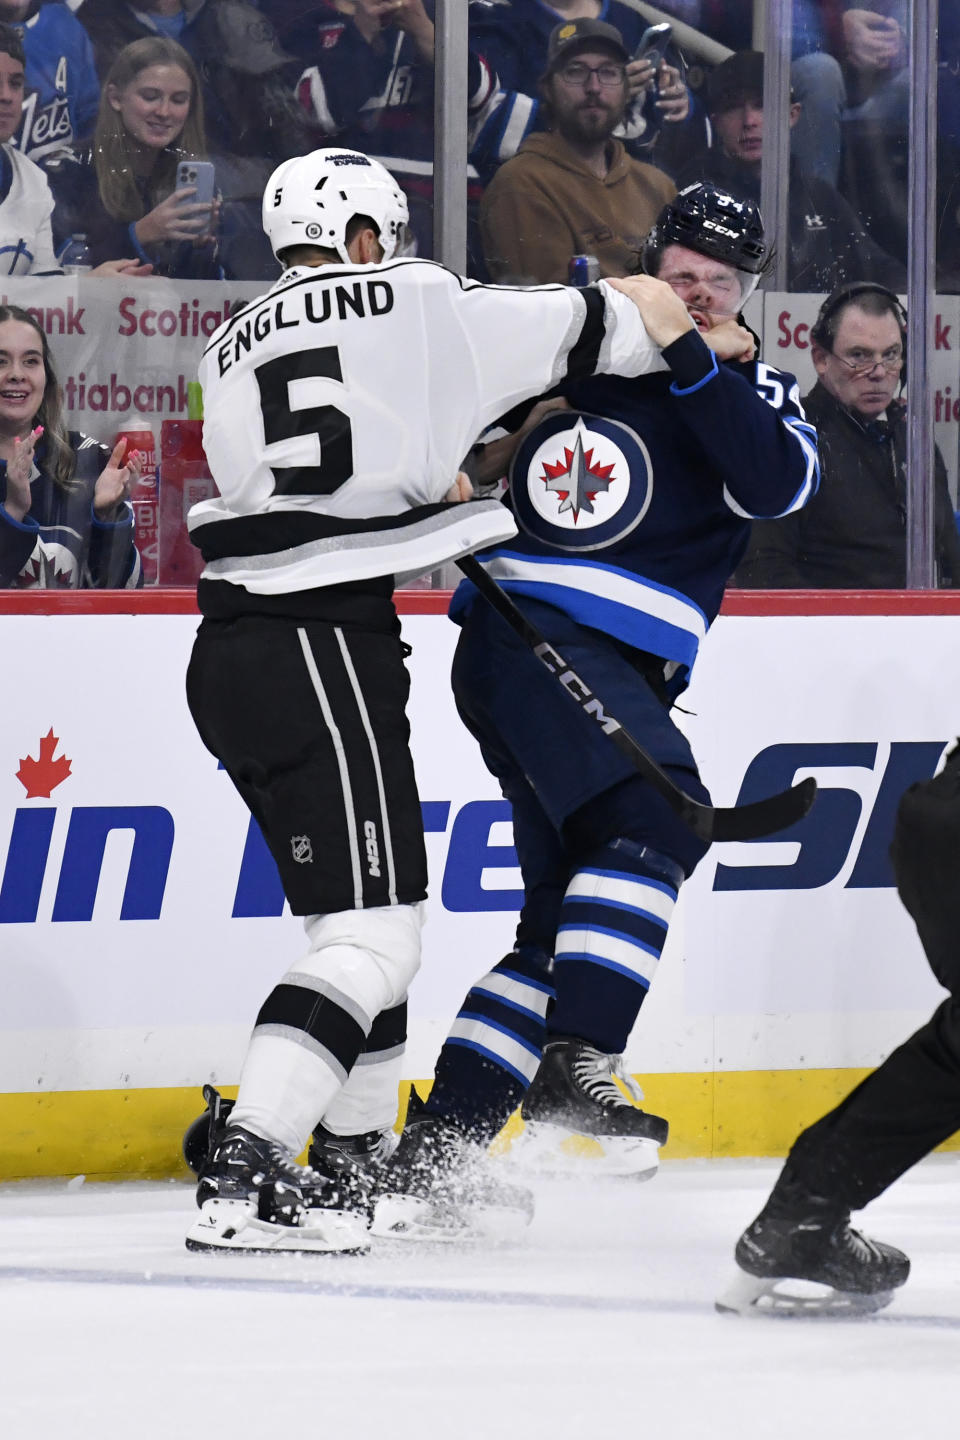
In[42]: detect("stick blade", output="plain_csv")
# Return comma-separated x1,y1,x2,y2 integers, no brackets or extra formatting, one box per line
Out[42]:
695,776,818,844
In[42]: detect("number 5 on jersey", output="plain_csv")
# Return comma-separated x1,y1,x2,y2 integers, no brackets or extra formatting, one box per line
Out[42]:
255,347,354,496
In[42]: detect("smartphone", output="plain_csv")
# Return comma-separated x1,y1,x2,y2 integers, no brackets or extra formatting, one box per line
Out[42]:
176,160,216,207
632,22,672,69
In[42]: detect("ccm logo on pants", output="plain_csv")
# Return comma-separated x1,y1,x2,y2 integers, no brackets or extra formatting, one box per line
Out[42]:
364,820,381,878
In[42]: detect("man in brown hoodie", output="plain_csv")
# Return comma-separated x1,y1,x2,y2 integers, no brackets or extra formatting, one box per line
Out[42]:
479,17,676,284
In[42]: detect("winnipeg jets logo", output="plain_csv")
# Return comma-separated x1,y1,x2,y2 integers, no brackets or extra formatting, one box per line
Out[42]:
512,412,654,552
540,422,615,523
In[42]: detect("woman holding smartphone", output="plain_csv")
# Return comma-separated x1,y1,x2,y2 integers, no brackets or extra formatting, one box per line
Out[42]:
52,36,223,279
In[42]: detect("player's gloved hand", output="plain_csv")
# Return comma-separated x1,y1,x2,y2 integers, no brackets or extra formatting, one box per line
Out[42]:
605,275,695,347
701,319,756,363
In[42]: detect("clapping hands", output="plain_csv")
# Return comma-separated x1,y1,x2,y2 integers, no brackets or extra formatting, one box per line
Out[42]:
93,437,142,520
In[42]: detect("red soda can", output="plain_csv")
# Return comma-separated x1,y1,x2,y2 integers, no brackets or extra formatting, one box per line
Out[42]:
115,421,158,585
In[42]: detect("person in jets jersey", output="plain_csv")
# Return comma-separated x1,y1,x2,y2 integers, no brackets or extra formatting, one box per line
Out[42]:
366,183,822,1243
180,150,757,1254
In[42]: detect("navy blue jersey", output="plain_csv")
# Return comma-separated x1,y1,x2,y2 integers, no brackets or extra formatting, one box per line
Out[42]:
452,326,818,691
15,2,100,167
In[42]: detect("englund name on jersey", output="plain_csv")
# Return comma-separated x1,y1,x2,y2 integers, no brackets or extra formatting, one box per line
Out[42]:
214,278,396,376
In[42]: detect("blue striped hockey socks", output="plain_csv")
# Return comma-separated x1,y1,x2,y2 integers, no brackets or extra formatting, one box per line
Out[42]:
425,946,554,1142
548,840,682,1054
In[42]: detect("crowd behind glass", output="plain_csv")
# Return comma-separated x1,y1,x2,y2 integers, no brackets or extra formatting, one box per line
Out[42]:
0,0,956,590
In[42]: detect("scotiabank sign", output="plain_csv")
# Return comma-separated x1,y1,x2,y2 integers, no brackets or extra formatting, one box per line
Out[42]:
1,275,265,441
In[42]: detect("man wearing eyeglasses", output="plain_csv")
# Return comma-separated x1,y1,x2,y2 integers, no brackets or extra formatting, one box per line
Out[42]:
739,283,960,588
479,18,676,284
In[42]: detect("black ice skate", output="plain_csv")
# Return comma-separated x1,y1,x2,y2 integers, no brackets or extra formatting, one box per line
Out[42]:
513,1037,669,1179
371,1095,533,1243
186,1125,370,1255
183,1087,395,1218
716,1189,910,1317
307,1123,398,1216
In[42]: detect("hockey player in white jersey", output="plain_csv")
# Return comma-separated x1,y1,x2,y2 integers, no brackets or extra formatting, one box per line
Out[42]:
181,147,759,1254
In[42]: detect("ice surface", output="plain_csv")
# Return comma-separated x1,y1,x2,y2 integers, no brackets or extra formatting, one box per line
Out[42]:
1,1157,958,1439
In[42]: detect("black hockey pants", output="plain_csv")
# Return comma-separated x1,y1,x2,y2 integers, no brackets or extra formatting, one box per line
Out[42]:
782,745,960,1210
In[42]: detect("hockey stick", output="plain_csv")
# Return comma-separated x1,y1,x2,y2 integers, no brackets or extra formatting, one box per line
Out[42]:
456,554,817,844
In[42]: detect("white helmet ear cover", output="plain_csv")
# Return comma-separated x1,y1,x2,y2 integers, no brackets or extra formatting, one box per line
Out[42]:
262,148,410,264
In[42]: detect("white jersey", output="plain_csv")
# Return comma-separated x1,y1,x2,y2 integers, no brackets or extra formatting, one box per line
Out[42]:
188,257,666,601
0,144,60,276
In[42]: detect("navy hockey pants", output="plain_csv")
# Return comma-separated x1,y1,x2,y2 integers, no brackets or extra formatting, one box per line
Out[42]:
451,595,712,955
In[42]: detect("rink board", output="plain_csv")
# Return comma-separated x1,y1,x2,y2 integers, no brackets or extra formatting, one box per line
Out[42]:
1,593,958,1178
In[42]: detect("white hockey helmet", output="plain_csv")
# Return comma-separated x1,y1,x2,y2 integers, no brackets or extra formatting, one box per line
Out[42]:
263,148,409,265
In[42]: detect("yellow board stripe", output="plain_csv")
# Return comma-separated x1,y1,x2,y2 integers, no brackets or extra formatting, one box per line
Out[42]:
2,1071,957,1180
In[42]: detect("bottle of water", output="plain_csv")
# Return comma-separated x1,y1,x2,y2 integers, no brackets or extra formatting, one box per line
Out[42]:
60,234,92,275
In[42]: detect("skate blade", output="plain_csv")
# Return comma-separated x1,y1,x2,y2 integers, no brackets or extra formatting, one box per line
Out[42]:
715,1268,897,1318
185,1198,370,1255
370,1194,531,1245
508,1123,660,1180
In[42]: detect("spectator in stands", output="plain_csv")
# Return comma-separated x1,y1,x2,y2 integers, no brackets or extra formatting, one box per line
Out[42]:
479,18,675,284
737,284,960,589
294,0,501,263
0,1,100,169
75,0,312,278
51,36,222,278
675,50,906,293
0,304,141,588
468,0,699,177
0,21,62,271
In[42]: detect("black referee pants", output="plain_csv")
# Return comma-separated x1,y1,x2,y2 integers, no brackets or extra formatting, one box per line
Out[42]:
782,757,960,1210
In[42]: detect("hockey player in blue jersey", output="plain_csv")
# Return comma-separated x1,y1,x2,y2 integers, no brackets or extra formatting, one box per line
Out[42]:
371,183,821,1240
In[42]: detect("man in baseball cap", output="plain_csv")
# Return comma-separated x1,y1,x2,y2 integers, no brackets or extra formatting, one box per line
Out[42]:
480,17,675,283
543,17,630,75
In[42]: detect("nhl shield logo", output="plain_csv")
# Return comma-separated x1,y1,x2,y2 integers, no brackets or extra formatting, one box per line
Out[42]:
510,412,654,552
291,835,313,864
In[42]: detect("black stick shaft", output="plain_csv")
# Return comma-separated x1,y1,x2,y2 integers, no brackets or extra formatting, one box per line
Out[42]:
456,554,816,844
